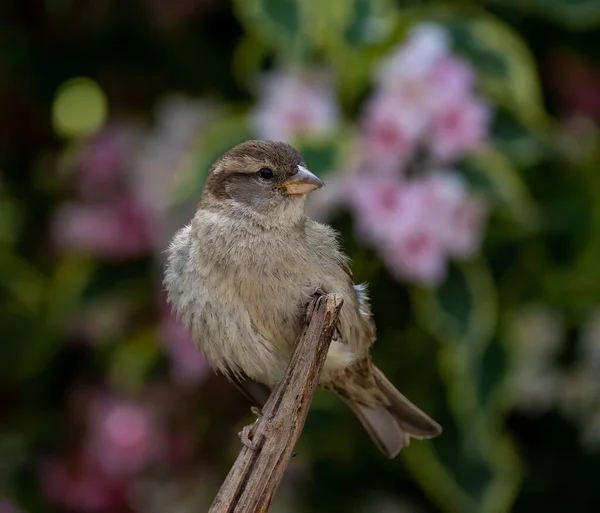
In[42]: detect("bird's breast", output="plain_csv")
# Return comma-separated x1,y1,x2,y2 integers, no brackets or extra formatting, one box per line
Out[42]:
235,256,313,353
193,214,361,383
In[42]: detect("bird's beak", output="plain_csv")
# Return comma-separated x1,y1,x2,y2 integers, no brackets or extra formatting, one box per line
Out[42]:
279,165,324,195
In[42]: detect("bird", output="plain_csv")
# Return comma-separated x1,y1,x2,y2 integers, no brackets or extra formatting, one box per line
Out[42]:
163,140,441,458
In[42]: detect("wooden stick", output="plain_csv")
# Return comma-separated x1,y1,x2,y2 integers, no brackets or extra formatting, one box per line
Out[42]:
209,292,344,513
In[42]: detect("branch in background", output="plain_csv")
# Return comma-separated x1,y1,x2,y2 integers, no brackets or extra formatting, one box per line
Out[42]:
209,292,344,513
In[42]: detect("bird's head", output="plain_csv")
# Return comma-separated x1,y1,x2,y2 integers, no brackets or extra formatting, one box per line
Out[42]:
200,140,324,226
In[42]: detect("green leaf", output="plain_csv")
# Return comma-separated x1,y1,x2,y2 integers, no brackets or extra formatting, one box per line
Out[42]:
403,407,522,513
402,442,476,513
408,260,522,513
490,112,548,168
109,330,161,393
312,0,400,105
461,145,540,228
18,257,95,379
0,194,21,246
413,260,497,353
447,13,550,131
234,0,399,103
233,0,308,61
232,35,272,89
295,137,341,178
170,111,252,206
0,251,46,314
300,0,397,49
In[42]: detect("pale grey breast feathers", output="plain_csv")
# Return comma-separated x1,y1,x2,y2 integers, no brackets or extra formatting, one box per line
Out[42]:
164,208,376,385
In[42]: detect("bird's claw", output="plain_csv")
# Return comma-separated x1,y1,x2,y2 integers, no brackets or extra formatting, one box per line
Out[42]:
238,425,259,451
238,406,263,450
238,421,261,451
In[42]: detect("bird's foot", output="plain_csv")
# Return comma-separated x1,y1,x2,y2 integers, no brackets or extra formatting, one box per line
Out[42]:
238,420,261,451
238,406,263,450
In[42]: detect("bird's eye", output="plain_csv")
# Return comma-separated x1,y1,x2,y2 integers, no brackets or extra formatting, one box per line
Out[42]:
258,167,274,180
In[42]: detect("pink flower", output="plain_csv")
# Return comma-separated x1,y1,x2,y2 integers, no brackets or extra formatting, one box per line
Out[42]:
372,73,440,140
442,195,487,257
251,69,339,142
77,124,134,199
348,176,448,285
429,96,491,161
159,307,211,387
360,93,417,173
429,56,476,106
84,395,166,478
52,195,154,259
377,178,450,285
419,172,487,257
347,171,487,286
346,175,406,245
39,456,125,513
376,23,449,86
372,24,453,140
365,24,491,168
383,228,447,286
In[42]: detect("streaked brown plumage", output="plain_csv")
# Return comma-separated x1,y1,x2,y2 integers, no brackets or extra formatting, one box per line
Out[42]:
163,140,441,457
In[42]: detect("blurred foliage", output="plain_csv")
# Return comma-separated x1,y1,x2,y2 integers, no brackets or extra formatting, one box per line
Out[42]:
1,1,600,513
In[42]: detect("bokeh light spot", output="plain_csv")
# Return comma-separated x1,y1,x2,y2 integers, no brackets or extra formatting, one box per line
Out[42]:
52,77,108,139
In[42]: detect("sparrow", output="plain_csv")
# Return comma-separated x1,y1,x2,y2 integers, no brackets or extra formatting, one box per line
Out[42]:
163,140,441,457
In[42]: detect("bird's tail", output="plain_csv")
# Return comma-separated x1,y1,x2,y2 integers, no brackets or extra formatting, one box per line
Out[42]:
342,366,442,458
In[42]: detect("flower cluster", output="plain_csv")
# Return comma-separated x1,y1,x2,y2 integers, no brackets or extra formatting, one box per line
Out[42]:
51,95,209,380
42,100,212,511
347,23,491,286
51,95,210,261
40,389,165,512
39,385,203,512
348,172,486,285
251,68,340,142
52,122,155,260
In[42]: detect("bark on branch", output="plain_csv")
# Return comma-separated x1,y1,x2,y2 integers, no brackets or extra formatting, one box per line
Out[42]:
209,292,344,513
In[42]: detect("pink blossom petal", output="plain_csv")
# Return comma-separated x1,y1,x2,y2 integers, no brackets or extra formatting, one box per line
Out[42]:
77,124,134,199
383,230,448,286
346,175,406,244
442,194,487,257
429,96,492,161
360,93,417,173
251,69,339,142
429,56,476,106
348,175,449,285
376,23,449,85
84,395,166,478
52,195,154,259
